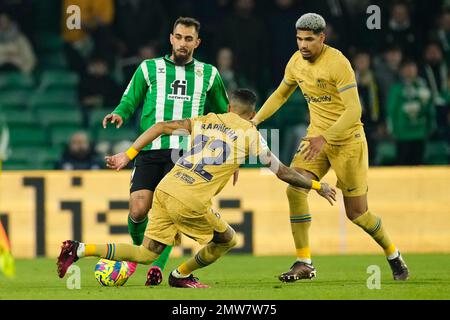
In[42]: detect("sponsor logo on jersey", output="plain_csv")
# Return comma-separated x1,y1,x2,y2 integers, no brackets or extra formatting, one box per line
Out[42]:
303,93,332,103
168,79,191,101
174,171,195,184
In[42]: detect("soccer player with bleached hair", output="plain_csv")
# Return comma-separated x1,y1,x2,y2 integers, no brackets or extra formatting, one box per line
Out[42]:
57,89,337,288
252,13,409,281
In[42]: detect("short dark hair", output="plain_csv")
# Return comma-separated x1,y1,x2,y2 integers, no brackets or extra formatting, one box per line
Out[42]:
425,41,443,52
230,89,257,113
400,58,416,69
384,44,402,54
173,17,201,35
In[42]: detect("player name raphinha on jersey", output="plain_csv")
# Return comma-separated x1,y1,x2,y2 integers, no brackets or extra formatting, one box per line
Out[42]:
196,122,239,141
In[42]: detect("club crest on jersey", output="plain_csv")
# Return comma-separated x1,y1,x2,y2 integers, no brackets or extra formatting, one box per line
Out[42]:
168,79,191,101
317,79,327,89
195,67,203,77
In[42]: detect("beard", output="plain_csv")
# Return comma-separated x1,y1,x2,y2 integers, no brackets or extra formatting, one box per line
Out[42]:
300,51,313,61
172,49,191,65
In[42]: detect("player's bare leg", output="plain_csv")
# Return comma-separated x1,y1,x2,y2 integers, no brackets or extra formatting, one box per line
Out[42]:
129,190,153,244
279,168,317,282
169,227,237,288
344,195,409,280
127,190,153,276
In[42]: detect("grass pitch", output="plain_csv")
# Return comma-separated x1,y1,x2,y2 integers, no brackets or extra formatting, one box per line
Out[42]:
0,254,449,300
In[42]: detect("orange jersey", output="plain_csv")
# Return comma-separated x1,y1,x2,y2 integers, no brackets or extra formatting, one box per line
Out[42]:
157,112,267,214
285,45,365,144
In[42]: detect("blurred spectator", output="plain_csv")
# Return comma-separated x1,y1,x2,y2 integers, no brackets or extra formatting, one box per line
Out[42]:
216,0,269,95
384,2,419,59
436,72,450,139
422,43,448,103
421,43,449,127
0,0,34,38
55,132,103,170
113,0,168,58
216,47,248,96
0,0,447,168
0,12,35,73
305,0,353,50
353,51,384,164
374,45,403,108
387,60,436,165
324,23,344,52
119,43,158,85
410,0,443,36
445,108,450,142
432,11,450,64
79,56,121,125
194,0,233,59
62,0,115,73
268,0,301,85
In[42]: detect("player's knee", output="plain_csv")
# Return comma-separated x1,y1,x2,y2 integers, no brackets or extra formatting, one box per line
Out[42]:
346,209,366,221
129,191,152,221
212,227,236,248
129,202,150,222
344,201,368,221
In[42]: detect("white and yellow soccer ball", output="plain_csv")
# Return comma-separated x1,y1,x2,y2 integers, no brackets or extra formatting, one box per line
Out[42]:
94,259,129,287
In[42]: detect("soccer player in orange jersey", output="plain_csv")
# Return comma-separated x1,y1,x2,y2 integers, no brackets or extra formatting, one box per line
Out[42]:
252,13,409,281
57,89,337,288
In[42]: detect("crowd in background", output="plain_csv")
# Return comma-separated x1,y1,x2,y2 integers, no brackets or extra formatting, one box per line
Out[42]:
0,0,449,168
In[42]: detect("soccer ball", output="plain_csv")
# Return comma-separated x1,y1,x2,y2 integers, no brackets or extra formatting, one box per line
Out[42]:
94,259,130,287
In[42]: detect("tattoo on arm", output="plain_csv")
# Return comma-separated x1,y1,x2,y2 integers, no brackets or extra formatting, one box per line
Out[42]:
165,119,192,132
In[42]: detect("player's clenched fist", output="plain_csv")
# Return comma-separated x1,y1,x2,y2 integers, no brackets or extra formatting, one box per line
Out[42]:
102,113,123,128
105,153,130,171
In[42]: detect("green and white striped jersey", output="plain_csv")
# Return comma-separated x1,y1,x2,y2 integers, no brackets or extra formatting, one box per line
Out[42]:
112,55,229,151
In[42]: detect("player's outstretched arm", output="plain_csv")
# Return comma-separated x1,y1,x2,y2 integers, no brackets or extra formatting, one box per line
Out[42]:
105,119,192,171
103,62,150,128
259,150,336,205
252,80,297,126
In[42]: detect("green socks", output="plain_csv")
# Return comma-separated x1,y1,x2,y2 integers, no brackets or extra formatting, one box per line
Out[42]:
128,215,148,246
152,245,172,269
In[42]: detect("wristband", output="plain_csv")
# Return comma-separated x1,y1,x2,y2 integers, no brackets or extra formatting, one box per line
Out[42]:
311,180,321,191
125,147,139,160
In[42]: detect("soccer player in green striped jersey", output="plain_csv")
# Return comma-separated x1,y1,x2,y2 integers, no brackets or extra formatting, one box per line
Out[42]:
102,17,229,285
